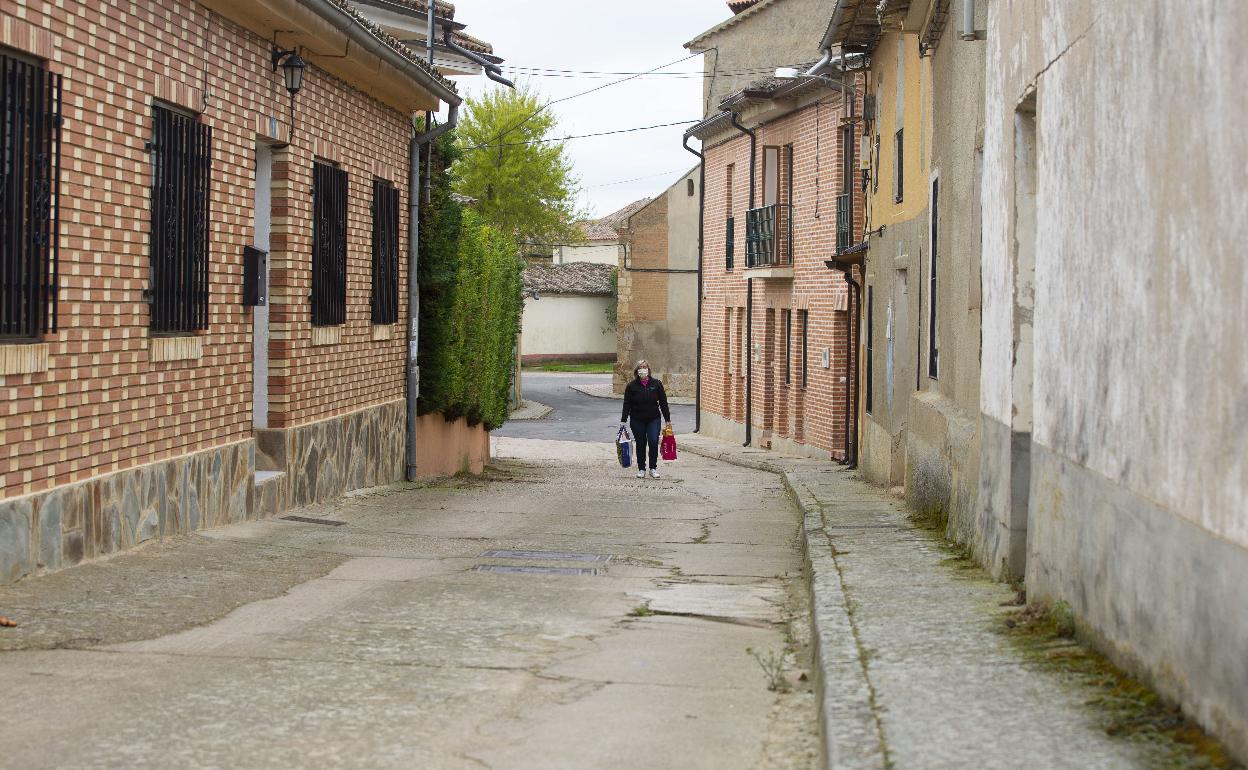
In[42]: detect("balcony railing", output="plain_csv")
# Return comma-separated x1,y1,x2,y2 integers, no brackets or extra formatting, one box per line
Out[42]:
836,193,852,254
744,203,792,268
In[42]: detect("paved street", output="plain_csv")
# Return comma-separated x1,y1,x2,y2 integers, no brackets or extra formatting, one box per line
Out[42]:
494,372,696,443
0,437,817,770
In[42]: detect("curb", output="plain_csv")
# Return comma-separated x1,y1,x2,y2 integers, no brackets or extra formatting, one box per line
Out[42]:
568,383,697,406
681,439,886,770
507,401,553,421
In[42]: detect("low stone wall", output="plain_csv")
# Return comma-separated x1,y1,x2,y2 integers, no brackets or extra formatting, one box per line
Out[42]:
255,400,405,516
415,413,490,479
0,440,253,584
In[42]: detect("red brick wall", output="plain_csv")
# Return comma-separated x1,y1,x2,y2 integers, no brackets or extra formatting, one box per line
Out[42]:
698,94,864,457
0,1,413,498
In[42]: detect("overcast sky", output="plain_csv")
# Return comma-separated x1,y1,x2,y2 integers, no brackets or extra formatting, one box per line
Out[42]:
446,1,733,221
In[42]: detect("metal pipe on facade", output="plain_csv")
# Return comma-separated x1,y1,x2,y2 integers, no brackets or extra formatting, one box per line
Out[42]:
682,134,705,433
728,112,756,446
961,0,977,41
441,29,515,88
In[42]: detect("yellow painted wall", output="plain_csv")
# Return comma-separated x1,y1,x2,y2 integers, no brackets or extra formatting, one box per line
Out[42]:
865,28,931,228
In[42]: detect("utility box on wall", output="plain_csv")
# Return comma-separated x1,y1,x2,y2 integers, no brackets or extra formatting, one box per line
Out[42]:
243,246,267,306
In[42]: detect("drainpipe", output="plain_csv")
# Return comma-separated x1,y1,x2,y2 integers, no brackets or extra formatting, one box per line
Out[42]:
728,112,756,446
960,0,977,41
406,101,460,482
442,29,516,88
683,134,705,433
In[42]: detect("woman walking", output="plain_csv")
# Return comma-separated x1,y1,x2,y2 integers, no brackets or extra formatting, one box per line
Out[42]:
620,359,672,479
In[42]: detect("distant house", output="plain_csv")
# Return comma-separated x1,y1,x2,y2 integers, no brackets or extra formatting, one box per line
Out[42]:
519,262,616,364
546,199,651,266
614,169,701,397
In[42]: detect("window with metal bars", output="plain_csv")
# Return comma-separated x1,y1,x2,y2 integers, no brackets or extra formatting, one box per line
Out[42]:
148,103,211,334
725,216,734,270
783,309,791,385
312,160,347,327
1,52,63,340
370,178,399,325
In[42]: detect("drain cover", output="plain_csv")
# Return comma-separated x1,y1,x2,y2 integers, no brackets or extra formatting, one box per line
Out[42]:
280,516,346,526
480,549,613,563
473,565,598,576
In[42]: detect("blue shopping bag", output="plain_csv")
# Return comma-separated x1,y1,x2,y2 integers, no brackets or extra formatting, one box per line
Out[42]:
616,426,633,468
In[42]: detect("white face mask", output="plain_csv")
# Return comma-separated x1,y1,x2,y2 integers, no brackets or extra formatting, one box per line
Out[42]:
638,368,650,379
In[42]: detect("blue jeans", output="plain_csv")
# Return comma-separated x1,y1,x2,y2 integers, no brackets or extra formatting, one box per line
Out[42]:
630,417,662,470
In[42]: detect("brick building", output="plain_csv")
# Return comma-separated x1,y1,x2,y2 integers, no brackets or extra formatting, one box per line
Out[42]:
687,73,864,459
0,0,492,583
613,167,700,397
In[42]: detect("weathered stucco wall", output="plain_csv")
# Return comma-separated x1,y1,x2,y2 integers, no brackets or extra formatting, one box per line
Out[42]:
554,243,619,266
521,296,615,359
686,0,832,116
981,0,1248,757
904,0,987,545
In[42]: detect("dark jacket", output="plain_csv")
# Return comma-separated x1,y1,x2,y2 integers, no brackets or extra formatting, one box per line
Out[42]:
622,377,671,424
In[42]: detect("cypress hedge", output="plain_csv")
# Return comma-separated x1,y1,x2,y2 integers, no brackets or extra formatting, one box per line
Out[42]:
417,136,523,431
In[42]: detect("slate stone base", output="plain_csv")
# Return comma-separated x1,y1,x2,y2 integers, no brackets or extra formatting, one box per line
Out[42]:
255,400,405,515
0,440,254,584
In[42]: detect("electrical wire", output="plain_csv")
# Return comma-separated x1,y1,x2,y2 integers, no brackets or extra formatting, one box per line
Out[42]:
475,52,705,150
585,167,689,188
462,120,699,152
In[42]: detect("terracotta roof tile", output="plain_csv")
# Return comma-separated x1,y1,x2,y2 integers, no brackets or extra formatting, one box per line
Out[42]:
522,262,615,296
580,198,652,241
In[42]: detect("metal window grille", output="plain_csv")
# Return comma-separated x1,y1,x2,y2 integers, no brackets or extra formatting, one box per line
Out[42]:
148,104,211,333
1,54,62,339
370,178,399,325
725,215,734,270
312,160,347,327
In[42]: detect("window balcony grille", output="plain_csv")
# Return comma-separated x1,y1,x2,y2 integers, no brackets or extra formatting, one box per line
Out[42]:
744,203,792,268
836,193,852,254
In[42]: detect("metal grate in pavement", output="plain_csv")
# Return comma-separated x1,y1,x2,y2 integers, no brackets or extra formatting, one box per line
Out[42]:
480,549,613,563
473,565,598,576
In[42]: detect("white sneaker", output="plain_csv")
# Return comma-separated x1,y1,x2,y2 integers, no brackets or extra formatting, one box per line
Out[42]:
636,468,646,479
649,469,661,479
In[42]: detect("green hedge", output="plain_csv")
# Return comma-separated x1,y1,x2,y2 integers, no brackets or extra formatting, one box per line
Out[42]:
417,136,523,431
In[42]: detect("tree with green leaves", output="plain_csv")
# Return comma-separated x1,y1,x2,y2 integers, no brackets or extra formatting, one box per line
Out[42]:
453,86,584,248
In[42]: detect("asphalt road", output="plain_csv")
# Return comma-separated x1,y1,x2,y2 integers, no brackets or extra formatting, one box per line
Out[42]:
494,372,695,443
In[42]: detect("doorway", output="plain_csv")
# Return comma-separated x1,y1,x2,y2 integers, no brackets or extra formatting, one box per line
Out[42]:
252,142,273,429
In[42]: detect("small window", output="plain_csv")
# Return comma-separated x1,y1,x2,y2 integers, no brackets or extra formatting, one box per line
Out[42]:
686,178,695,196
370,178,399,325
893,129,904,203
1,52,63,339
312,160,348,327
149,103,212,334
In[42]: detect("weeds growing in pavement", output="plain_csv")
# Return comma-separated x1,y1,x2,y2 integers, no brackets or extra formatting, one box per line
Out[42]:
747,647,792,692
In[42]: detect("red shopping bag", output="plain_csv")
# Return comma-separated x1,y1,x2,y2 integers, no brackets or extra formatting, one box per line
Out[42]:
660,425,677,461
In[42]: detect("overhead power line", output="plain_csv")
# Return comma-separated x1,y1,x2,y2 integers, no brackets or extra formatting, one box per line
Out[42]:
478,52,705,150
463,120,699,152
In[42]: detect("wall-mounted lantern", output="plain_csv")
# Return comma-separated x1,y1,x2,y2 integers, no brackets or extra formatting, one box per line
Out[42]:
271,47,307,140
